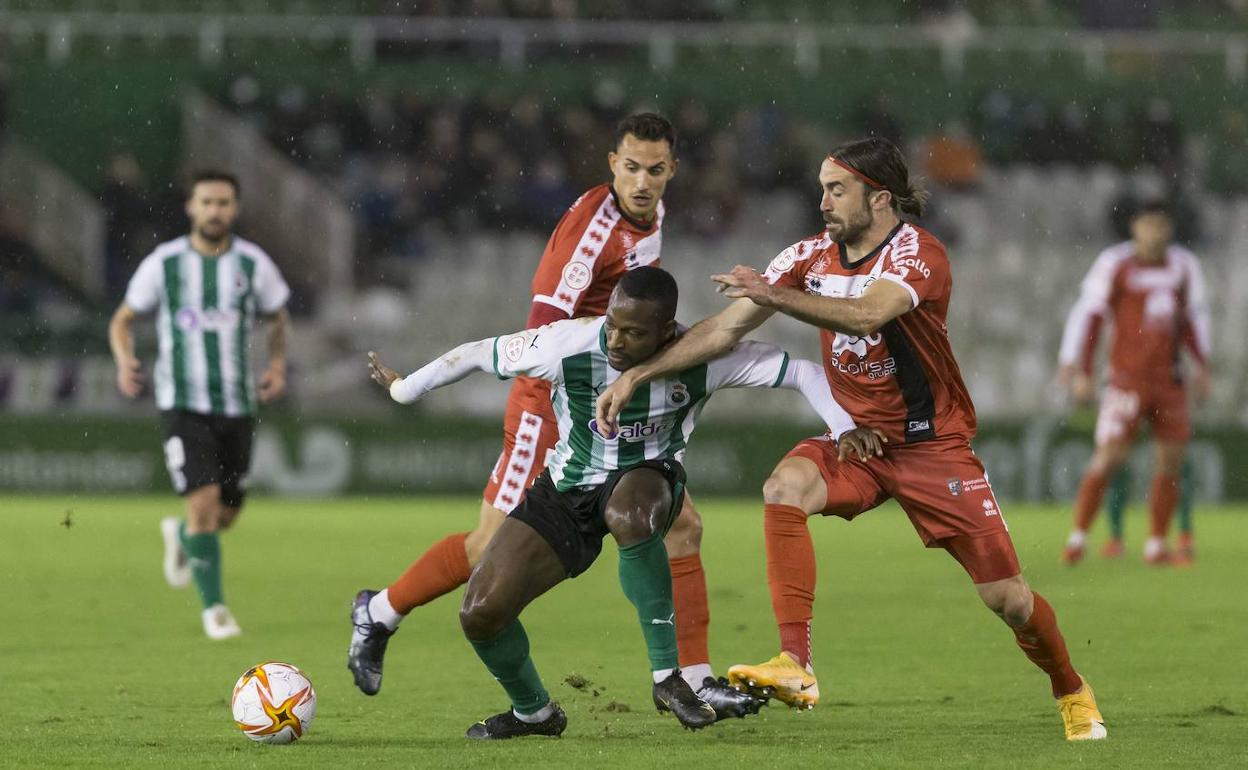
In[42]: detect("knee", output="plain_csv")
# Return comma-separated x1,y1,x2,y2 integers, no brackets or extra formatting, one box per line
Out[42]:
762,466,812,509
459,589,508,641
981,580,1033,627
606,501,664,547
664,505,702,557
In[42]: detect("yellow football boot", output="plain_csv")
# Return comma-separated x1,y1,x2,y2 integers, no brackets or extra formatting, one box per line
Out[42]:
727,652,819,709
1058,676,1107,741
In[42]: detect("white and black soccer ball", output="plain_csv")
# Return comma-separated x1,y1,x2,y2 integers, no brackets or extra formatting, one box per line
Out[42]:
230,661,317,744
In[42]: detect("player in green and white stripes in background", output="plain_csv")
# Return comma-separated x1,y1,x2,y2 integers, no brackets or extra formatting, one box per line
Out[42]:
363,267,885,738
109,170,291,639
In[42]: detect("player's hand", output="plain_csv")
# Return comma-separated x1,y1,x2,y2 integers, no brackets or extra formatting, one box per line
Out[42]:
712,265,774,306
1058,364,1094,404
368,351,400,390
115,356,144,398
837,427,888,462
595,373,638,436
1192,366,1212,404
258,361,287,403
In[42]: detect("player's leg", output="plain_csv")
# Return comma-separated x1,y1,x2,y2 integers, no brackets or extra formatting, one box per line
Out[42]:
1064,438,1131,564
602,463,716,730
951,534,1105,740
1144,439,1185,564
214,415,253,532
1065,385,1140,564
1101,464,1131,558
364,408,554,637
459,514,569,739
1175,454,1196,565
662,494,764,718
728,437,881,709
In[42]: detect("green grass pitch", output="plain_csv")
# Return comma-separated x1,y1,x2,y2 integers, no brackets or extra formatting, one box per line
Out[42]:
2,495,1244,768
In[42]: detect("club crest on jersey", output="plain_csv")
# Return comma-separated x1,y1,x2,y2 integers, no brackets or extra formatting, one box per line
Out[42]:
619,231,635,249
232,272,250,295
504,334,527,363
562,262,591,290
668,383,689,406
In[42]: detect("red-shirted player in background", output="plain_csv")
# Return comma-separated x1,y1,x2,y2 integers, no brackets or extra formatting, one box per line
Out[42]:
596,138,1107,741
347,113,765,720
1057,201,1211,566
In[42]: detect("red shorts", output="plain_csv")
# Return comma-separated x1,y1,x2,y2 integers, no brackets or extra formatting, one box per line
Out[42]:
1095,381,1190,445
785,434,1020,583
482,395,560,513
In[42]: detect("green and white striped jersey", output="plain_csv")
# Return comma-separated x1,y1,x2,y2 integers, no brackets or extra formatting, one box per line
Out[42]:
124,236,290,417
490,316,792,491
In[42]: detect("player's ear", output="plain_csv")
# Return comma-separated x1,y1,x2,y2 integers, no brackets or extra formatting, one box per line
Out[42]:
607,150,618,174
661,319,677,342
667,156,679,179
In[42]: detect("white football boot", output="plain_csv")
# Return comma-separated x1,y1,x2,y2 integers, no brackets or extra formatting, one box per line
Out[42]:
203,604,242,640
160,517,191,588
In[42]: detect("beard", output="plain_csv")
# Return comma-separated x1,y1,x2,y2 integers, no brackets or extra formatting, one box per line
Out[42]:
824,209,872,245
195,221,230,243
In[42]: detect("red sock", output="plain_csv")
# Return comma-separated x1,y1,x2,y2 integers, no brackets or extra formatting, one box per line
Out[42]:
1149,472,1180,538
1013,593,1082,697
669,554,710,668
387,532,471,614
1073,470,1109,532
764,503,815,667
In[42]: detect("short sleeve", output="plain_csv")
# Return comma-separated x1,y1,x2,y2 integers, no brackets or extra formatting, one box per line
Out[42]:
706,340,791,391
531,188,611,316
123,255,164,313
762,241,813,290
878,232,949,309
254,255,291,314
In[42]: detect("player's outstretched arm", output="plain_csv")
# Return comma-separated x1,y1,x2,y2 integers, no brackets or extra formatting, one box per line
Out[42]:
369,337,497,405
714,265,911,337
595,297,773,429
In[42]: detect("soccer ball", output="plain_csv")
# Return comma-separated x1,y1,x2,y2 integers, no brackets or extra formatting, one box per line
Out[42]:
230,661,317,744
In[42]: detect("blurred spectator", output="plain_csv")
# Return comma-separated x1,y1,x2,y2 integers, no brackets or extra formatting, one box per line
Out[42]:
919,122,983,189
101,153,160,297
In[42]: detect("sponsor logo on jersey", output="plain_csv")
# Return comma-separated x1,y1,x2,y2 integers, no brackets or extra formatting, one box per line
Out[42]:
174,308,239,332
890,256,931,279
562,261,591,290
587,417,677,442
907,419,931,433
982,498,999,517
768,246,798,274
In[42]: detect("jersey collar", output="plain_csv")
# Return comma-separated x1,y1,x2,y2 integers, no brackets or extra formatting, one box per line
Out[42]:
838,221,904,270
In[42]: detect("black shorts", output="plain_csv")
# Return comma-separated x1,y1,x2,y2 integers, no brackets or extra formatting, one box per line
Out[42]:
509,459,687,578
160,410,255,507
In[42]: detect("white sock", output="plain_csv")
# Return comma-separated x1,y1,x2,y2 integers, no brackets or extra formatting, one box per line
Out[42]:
1143,536,1165,559
368,589,403,631
513,703,554,723
652,667,675,684
1066,529,1086,548
682,663,714,691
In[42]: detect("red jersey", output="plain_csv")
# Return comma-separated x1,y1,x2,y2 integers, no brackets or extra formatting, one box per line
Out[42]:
764,222,977,444
513,184,664,413
1059,241,1210,387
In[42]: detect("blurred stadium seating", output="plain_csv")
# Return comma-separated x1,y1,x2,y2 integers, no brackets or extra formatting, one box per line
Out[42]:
2,2,1246,425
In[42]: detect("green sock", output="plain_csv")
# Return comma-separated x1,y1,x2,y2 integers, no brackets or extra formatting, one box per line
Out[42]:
1106,465,1131,540
468,619,550,715
1178,455,1195,535
179,522,223,609
618,533,678,672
